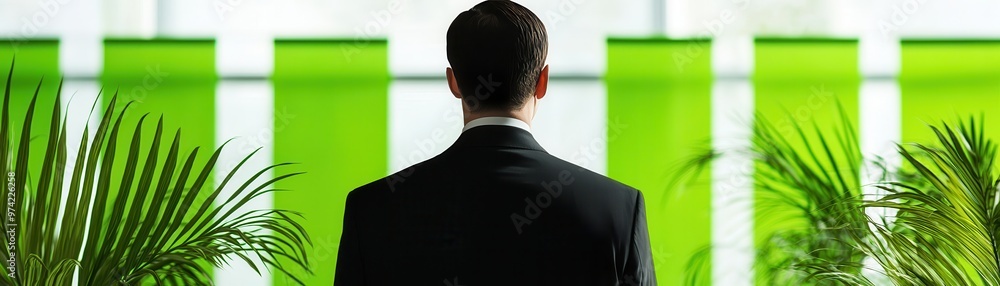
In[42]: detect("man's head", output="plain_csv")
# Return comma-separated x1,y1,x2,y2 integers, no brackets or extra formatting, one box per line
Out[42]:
446,0,549,114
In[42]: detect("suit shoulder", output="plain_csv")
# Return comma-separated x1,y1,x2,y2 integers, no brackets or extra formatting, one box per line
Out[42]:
349,173,395,200
542,153,641,197
348,155,442,201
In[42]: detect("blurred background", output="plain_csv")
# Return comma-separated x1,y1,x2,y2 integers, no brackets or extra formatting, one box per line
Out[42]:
0,0,998,285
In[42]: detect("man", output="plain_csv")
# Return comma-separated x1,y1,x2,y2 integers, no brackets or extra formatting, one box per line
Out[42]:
334,1,655,285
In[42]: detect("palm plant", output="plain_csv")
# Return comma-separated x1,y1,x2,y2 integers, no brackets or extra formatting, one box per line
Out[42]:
0,60,312,285
678,105,870,285
816,117,1000,285
749,107,869,284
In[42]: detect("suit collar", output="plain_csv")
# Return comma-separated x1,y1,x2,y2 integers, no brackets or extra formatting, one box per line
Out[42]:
449,125,546,152
463,116,531,133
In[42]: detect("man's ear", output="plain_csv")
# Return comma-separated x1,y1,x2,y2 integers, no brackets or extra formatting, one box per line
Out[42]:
446,67,462,99
534,65,549,100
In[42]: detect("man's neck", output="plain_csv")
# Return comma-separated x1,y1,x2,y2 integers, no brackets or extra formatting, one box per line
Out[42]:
462,108,534,127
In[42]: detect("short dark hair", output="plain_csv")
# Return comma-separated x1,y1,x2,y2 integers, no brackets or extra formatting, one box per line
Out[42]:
446,0,548,111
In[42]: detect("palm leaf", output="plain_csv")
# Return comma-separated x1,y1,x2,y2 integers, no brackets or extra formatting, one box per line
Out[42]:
852,118,1000,285
674,102,870,285
0,59,312,285
823,116,1000,285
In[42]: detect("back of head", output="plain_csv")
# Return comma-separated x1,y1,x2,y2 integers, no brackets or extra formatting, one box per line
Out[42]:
447,0,548,111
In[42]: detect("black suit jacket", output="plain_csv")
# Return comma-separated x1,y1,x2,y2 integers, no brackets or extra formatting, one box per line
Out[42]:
335,125,655,285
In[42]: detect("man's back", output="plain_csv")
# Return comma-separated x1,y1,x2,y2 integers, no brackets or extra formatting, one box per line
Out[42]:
335,125,655,285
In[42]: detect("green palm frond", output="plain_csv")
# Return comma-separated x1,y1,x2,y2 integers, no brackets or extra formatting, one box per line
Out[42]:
750,104,869,285
819,116,1000,286
0,59,312,285
674,103,870,285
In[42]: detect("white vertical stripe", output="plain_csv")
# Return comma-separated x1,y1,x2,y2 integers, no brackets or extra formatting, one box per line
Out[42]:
59,35,103,78
57,0,102,78
860,3,902,273
531,80,607,175
104,0,158,38
216,34,273,78
711,34,754,78
710,79,754,286
859,0,900,78
214,80,274,286
60,79,102,286
387,79,462,174
858,79,900,285
664,0,694,36
157,0,220,37
859,80,901,214
859,35,900,78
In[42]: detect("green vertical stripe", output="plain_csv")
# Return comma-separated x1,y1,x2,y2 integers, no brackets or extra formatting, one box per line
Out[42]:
753,39,860,284
273,40,389,285
607,39,713,285
103,39,217,81
899,40,1000,81
0,41,60,281
273,39,390,80
606,38,713,80
0,40,60,182
0,39,60,79
102,39,217,283
900,41,1000,144
900,82,1000,143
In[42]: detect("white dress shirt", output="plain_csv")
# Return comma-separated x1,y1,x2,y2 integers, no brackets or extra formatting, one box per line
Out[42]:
462,116,531,133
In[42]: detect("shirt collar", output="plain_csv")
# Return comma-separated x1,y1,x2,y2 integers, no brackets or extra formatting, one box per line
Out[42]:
462,116,531,133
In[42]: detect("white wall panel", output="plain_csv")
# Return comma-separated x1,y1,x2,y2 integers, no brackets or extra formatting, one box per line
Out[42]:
710,79,755,286
388,79,463,174
531,80,607,174
390,0,607,77
888,0,1000,38
103,0,157,37
214,80,275,286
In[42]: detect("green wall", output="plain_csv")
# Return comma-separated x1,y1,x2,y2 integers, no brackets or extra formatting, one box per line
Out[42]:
753,38,860,284
272,39,389,285
607,38,714,285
